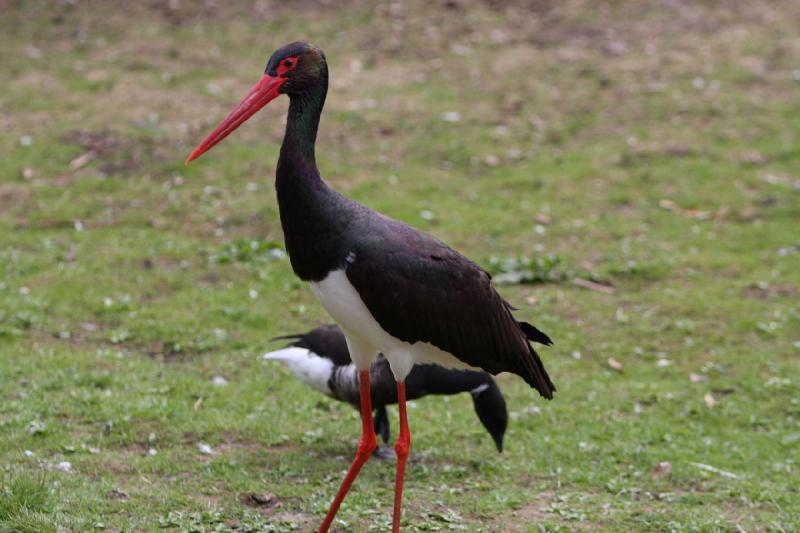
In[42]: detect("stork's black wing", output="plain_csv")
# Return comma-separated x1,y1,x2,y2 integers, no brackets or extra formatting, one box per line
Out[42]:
345,219,555,399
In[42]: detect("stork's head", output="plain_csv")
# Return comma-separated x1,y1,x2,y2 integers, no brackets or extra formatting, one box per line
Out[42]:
265,41,327,97
185,41,327,164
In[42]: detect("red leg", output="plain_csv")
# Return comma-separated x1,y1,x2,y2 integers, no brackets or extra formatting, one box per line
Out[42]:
392,381,411,533
319,370,377,533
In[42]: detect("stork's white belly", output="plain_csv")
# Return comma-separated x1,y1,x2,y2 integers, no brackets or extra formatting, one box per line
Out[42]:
310,269,474,382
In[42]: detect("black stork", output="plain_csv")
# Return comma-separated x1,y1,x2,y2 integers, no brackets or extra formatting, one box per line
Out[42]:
186,42,555,533
264,323,514,454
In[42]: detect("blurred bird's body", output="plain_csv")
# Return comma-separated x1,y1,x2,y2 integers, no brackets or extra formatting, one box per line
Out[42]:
264,324,509,453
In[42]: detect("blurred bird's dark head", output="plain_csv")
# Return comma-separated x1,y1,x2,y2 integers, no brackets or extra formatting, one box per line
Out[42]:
471,381,508,453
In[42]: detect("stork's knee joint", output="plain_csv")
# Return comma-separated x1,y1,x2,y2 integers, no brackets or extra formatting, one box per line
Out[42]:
394,438,410,459
357,434,377,457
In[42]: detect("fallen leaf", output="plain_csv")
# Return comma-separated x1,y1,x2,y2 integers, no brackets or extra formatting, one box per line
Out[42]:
573,278,615,294
483,154,499,166
658,198,715,220
742,283,798,300
740,150,767,166
651,461,671,478
684,209,711,220
198,442,213,455
704,393,716,408
691,462,740,479
441,111,461,123
69,151,95,170
689,373,707,383
27,420,46,435
607,358,623,371
106,489,129,501
659,199,676,211
713,207,730,221
534,213,552,225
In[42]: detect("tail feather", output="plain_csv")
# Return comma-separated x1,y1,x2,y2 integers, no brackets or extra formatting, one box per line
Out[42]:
519,321,553,346
518,321,555,399
525,345,555,399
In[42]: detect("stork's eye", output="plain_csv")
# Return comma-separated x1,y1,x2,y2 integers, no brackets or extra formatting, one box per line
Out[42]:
277,56,299,75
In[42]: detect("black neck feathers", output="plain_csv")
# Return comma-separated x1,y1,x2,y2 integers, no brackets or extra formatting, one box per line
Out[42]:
275,64,356,281
279,64,328,165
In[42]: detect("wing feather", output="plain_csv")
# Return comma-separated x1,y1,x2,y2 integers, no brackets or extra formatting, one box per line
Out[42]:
345,224,555,398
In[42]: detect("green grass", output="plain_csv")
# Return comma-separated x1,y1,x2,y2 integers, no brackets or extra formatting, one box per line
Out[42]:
1,1,799,531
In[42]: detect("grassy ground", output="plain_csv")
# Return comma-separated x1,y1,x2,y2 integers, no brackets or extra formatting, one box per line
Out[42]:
1,0,799,531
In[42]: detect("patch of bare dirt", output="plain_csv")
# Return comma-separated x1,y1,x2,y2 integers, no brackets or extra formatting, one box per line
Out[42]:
60,129,163,175
742,283,798,300
61,129,122,160
511,491,555,524
105,488,130,501
499,491,589,531
238,491,281,511
0,184,30,213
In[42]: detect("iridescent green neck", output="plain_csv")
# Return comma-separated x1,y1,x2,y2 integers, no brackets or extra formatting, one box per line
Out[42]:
280,73,328,166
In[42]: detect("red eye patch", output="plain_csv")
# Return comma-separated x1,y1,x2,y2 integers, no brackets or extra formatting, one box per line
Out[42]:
277,56,300,75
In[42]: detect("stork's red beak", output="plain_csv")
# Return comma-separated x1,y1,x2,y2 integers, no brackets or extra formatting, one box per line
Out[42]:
185,74,286,164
